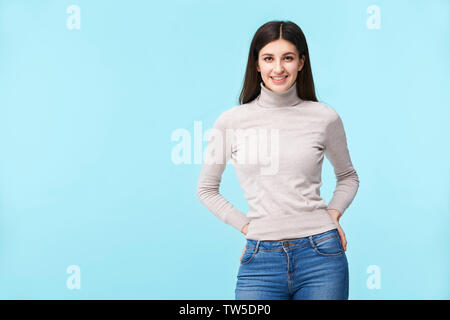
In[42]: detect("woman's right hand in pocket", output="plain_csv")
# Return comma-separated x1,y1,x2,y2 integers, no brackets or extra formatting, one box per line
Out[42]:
240,223,249,261
240,246,246,261
241,223,249,235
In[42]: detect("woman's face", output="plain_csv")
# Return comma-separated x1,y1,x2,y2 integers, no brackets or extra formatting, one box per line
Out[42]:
256,39,305,93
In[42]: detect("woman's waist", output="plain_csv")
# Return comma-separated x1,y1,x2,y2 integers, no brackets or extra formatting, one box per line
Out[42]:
245,210,336,241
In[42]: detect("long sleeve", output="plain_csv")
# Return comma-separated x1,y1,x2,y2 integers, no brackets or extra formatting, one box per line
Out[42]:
324,111,360,215
196,111,251,233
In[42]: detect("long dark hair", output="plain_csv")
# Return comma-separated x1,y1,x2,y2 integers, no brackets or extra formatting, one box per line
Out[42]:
239,20,318,105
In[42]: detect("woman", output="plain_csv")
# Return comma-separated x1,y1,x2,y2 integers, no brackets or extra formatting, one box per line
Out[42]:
196,20,359,300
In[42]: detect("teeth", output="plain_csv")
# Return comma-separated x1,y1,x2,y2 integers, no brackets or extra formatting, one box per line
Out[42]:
272,76,286,80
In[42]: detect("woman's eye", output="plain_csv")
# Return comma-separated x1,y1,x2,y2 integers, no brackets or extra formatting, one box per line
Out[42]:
263,56,294,61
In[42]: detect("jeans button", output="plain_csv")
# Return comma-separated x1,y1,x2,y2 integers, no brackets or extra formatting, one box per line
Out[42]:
283,242,289,248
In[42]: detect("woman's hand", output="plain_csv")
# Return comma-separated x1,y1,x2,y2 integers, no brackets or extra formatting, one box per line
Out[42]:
241,223,249,236
240,223,249,261
240,246,246,261
327,209,347,251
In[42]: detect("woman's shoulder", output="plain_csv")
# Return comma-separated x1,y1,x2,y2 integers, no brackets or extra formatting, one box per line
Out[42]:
215,104,248,121
211,104,246,129
308,100,341,122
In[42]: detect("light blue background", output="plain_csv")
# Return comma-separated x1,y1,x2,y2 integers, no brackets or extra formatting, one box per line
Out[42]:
0,0,449,299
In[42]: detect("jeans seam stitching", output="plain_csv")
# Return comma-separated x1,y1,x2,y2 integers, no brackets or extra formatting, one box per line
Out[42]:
309,235,343,256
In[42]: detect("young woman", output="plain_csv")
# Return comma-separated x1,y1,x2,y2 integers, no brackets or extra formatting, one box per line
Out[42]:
196,20,359,300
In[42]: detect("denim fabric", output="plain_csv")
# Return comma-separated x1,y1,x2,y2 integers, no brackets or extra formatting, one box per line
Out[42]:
235,228,349,300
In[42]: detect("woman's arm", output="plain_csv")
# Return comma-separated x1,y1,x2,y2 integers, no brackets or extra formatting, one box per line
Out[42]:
196,110,251,233
324,111,360,216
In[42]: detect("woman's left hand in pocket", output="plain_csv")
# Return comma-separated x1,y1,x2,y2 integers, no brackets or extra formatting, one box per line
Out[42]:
327,209,347,251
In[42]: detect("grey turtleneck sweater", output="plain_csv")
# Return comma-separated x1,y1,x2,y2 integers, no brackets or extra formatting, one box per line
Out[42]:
196,81,359,240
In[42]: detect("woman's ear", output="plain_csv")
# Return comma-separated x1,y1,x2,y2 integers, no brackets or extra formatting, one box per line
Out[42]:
298,55,305,71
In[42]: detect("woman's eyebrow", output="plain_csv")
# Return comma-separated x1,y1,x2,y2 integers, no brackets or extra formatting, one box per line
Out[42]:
261,52,296,56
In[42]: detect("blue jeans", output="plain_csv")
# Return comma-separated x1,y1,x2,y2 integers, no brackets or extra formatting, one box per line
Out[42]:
235,228,349,300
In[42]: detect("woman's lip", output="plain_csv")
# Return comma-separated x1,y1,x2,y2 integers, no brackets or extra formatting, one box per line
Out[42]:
271,76,288,78
271,75,288,84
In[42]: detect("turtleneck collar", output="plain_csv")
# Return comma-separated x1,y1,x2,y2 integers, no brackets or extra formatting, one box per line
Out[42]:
255,81,303,108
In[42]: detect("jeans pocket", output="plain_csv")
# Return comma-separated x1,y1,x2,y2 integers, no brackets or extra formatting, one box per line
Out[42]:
311,231,344,256
240,245,257,265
